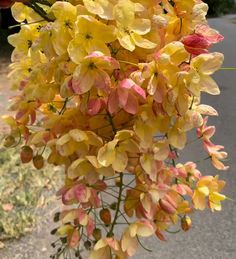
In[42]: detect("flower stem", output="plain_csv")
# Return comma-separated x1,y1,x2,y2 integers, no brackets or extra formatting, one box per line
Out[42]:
107,173,123,237
107,111,117,135
26,2,53,22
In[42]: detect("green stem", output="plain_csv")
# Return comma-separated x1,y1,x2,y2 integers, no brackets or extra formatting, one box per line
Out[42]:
8,20,45,29
26,2,53,22
136,236,153,252
107,173,123,237
169,144,176,167
36,0,52,6
107,111,117,135
220,67,236,70
59,98,68,115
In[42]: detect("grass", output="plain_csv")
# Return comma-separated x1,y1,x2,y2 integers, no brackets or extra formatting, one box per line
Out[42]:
0,135,63,241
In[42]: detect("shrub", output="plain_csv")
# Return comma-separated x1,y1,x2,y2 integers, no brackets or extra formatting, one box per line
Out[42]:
205,0,235,16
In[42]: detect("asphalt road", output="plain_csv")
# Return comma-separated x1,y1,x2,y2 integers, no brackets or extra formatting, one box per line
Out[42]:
136,15,236,259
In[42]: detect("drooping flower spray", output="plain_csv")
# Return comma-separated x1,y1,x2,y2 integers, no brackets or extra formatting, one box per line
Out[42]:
2,0,228,258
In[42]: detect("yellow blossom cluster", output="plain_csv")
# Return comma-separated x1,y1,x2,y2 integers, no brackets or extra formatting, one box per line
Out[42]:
2,0,228,258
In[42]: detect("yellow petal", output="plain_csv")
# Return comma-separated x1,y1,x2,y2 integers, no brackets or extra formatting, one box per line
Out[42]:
192,52,224,75
69,129,88,142
168,127,187,150
121,230,138,256
200,75,220,95
153,140,169,161
192,189,206,210
117,31,135,51
113,0,135,27
131,18,151,35
56,225,74,236
112,150,128,172
131,33,157,49
140,153,157,181
97,141,117,167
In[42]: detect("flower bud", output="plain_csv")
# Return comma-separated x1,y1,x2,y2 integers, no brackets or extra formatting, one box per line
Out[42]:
159,198,176,215
110,202,117,210
20,146,33,163
33,154,44,169
115,177,122,187
99,208,112,225
181,216,192,231
53,212,60,222
92,228,102,241
84,240,92,250
3,135,16,147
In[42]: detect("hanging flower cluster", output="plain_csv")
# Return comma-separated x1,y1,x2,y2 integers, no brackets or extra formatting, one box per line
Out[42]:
2,0,228,258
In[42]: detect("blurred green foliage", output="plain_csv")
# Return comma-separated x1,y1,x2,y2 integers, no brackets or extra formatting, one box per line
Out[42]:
205,0,235,16
0,137,62,241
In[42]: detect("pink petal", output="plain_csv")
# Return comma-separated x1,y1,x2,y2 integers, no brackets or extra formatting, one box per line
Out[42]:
87,99,103,116
124,92,139,114
72,69,94,94
87,217,95,236
195,24,224,44
94,69,111,93
132,83,146,100
117,87,129,107
89,189,101,208
120,78,134,90
108,90,120,114
74,184,87,203
62,188,75,204
182,34,210,55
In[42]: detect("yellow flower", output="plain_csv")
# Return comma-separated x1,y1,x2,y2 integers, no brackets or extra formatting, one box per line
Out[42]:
8,25,39,60
83,0,114,19
188,52,224,96
193,175,226,211
11,2,42,22
89,238,126,259
121,220,156,256
97,130,139,172
68,15,116,63
50,1,77,55
113,0,156,51
71,51,119,94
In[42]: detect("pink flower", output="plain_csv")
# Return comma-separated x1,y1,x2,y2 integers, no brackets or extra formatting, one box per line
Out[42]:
182,33,210,55
71,51,119,94
195,24,224,44
203,140,229,170
197,117,215,141
182,24,223,56
108,79,146,115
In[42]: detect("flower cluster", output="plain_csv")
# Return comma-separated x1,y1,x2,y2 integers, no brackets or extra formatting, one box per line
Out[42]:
3,0,228,258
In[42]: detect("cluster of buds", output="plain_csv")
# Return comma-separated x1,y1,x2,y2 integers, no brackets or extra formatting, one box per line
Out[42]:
2,0,228,258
